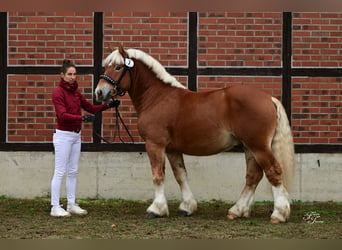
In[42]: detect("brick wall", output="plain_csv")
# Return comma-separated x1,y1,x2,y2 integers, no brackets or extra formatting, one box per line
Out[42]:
3,11,342,145
198,12,282,67
291,13,342,144
103,12,188,66
293,12,342,67
8,12,94,66
292,77,342,144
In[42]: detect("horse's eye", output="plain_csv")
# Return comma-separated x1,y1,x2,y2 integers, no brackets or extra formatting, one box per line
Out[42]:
115,66,121,71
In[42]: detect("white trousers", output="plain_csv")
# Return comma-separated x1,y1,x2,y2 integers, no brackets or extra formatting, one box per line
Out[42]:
51,129,81,207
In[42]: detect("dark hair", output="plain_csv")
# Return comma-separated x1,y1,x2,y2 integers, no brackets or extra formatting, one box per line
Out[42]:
60,59,76,74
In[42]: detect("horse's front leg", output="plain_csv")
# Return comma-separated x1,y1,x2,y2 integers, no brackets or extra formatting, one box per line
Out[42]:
145,141,169,218
167,151,197,216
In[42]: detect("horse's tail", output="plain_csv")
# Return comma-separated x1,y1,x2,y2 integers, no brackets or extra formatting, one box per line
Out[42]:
271,97,296,193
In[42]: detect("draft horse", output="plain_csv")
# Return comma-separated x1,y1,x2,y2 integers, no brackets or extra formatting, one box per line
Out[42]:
95,45,296,223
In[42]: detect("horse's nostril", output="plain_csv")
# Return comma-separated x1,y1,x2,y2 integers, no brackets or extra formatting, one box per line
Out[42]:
95,90,102,102
97,90,102,99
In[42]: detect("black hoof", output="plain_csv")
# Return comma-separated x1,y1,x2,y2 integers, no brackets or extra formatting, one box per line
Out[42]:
145,212,162,219
178,210,191,217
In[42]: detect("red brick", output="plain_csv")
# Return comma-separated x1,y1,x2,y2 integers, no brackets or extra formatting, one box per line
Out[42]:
3,11,342,144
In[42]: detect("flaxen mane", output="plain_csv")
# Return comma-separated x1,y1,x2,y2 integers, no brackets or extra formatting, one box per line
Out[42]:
103,48,186,89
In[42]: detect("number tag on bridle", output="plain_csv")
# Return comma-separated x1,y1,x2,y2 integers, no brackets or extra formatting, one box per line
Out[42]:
125,58,134,68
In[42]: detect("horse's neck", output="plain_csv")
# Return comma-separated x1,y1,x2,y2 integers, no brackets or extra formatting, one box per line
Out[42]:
129,64,176,113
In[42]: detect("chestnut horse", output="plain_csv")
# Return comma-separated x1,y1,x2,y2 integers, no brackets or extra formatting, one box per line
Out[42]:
95,46,295,223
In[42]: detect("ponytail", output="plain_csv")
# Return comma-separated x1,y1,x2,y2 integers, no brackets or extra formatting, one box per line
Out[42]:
60,59,76,74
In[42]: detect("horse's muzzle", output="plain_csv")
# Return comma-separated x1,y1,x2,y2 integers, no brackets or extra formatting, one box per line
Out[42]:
95,89,103,102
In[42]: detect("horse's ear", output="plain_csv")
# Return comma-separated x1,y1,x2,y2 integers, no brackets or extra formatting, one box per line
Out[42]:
107,46,114,53
118,44,128,58
107,46,115,53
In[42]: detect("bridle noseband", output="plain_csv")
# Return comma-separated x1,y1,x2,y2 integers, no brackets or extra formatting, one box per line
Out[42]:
99,58,134,97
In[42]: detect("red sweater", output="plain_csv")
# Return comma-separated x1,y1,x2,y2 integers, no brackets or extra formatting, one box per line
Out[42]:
52,79,109,131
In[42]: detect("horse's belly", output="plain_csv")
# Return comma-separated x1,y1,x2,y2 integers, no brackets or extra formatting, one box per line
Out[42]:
170,132,239,156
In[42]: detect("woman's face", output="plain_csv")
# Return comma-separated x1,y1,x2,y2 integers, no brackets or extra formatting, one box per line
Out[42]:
61,67,76,84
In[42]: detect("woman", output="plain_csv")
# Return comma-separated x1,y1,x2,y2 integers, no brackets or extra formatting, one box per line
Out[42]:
51,59,119,217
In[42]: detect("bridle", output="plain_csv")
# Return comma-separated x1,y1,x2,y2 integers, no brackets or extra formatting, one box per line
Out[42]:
99,57,134,97
96,57,135,144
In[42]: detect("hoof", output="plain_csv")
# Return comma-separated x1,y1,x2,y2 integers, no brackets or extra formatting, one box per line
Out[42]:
270,218,284,224
178,210,191,217
227,213,238,220
145,212,162,219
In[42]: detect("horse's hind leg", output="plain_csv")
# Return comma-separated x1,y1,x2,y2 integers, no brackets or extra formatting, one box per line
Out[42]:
167,151,197,216
228,148,263,219
253,149,290,223
145,141,169,218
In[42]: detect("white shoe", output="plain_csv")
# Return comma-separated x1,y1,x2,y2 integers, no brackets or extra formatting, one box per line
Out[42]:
50,206,71,217
67,204,88,215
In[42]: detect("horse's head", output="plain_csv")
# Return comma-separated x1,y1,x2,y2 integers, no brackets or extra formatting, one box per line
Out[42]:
95,45,134,103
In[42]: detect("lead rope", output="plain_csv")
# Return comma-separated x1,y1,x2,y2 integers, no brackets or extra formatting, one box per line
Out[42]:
94,103,135,144
113,105,135,144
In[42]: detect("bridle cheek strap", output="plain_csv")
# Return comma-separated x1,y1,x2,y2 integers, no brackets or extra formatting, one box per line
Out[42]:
99,60,134,97
99,68,128,96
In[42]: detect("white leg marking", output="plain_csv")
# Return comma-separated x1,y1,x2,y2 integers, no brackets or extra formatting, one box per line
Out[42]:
178,171,197,215
147,183,169,216
228,186,256,218
271,184,290,222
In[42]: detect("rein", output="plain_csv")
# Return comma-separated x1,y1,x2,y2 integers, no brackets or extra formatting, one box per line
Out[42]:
94,103,135,144
97,58,135,144
112,103,135,144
